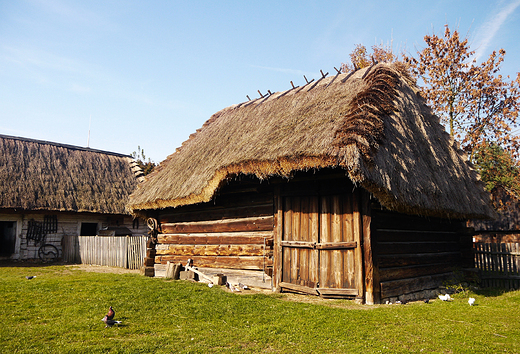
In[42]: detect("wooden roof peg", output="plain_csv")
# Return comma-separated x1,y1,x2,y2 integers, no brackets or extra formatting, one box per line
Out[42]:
320,70,329,79
246,95,251,101
258,90,265,98
326,67,342,88
290,81,296,89
304,75,310,84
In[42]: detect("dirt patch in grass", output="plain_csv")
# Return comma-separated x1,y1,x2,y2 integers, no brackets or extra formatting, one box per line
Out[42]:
66,264,141,274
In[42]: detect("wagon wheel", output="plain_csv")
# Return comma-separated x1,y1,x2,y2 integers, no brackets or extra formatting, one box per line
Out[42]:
38,244,59,262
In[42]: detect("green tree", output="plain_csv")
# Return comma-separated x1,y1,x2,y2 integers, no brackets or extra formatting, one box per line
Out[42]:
474,143,520,193
131,146,156,176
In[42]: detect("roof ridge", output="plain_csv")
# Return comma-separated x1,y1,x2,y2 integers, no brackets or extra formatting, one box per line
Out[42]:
0,134,131,158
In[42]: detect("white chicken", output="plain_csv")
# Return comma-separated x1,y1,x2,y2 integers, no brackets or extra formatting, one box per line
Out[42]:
438,294,452,301
468,297,476,306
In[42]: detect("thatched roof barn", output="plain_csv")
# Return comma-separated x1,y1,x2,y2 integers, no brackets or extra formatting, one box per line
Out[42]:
0,134,146,261
129,63,492,219
129,63,494,304
0,134,143,214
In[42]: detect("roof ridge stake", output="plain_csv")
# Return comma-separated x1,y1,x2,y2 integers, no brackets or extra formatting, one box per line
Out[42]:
326,67,342,88
290,81,296,89
362,63,377,80
304,75,310,84
341,67,359,83
307,70,329,91
246,95,251,101
257,90,265,98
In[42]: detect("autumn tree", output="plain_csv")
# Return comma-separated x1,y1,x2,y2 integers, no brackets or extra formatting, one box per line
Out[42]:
132,146,156,176
404,25,520,161
343,25,520,201
340,43,397,72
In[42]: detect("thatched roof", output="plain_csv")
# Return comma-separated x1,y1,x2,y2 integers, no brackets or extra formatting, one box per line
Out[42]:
0,135,144,214
129,63,494,219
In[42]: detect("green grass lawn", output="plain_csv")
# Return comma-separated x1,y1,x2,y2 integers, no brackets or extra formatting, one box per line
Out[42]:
1,264,519,353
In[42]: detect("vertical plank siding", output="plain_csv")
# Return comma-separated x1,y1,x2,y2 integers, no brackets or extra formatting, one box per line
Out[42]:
63,235,147,269
279,177,362,298
10,212,148,261
474,242,520,289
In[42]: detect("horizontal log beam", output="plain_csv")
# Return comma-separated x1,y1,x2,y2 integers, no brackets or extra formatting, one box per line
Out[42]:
281,241,315,249
377,252,460,268
280,241,357,250
157,232,273,245
161,216,274,234
159,204,273,224
378,263,456,282
316,242,357,250
376,242,460,255
279,282,319,295
155,255,271,270
156,244,265,256
317,288,358,296
380,272,454,299
374,230,459,243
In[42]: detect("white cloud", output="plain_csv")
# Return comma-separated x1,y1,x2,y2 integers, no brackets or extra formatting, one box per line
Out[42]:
474,0,520,61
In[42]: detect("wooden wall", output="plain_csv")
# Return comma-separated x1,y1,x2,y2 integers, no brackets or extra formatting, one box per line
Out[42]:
0,210,147,260
155,177,275,271
371,207,471,301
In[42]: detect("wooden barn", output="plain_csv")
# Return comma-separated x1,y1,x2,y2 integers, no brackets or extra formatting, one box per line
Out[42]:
128,63,495,304
0,135,147,260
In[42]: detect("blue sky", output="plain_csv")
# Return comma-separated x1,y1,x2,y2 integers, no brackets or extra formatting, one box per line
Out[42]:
1,0,519,162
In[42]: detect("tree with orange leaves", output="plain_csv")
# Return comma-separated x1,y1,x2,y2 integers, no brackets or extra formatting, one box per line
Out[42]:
405,25,520,162
340,43,396,72
342,26,520,200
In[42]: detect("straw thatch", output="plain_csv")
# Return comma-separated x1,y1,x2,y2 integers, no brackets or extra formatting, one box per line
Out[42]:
0,135,143,214
129,63,494,219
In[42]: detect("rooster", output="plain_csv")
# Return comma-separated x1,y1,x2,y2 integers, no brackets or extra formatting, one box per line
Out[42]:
106,306,115,320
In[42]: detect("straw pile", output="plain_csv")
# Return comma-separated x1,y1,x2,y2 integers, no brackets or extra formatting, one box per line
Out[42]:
0,135,140,214
129,63,494,219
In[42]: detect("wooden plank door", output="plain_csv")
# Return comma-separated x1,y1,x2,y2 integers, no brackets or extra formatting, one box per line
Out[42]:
280,192,361,298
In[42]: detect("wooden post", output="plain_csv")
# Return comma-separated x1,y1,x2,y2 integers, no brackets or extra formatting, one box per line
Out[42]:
362,192,379,304
273,186,283,291
165,261,175,279
141,237,156,277
352,189,365,304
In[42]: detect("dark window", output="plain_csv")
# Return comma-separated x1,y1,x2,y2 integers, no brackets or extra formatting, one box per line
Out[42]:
0,221,16,256
80,223,98,236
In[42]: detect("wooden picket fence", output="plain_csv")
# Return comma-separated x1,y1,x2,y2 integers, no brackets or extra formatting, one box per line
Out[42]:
473,242,520,289
62,235,148,269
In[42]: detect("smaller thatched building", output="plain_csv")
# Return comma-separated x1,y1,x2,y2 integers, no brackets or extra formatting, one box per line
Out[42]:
0,135,147,260
129,63,494,303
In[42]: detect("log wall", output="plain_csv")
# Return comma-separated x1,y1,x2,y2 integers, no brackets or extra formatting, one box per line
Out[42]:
372,208,471,301
155,179,275,271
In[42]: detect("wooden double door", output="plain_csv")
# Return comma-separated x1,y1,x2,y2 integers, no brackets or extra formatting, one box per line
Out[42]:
279,192,363,298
